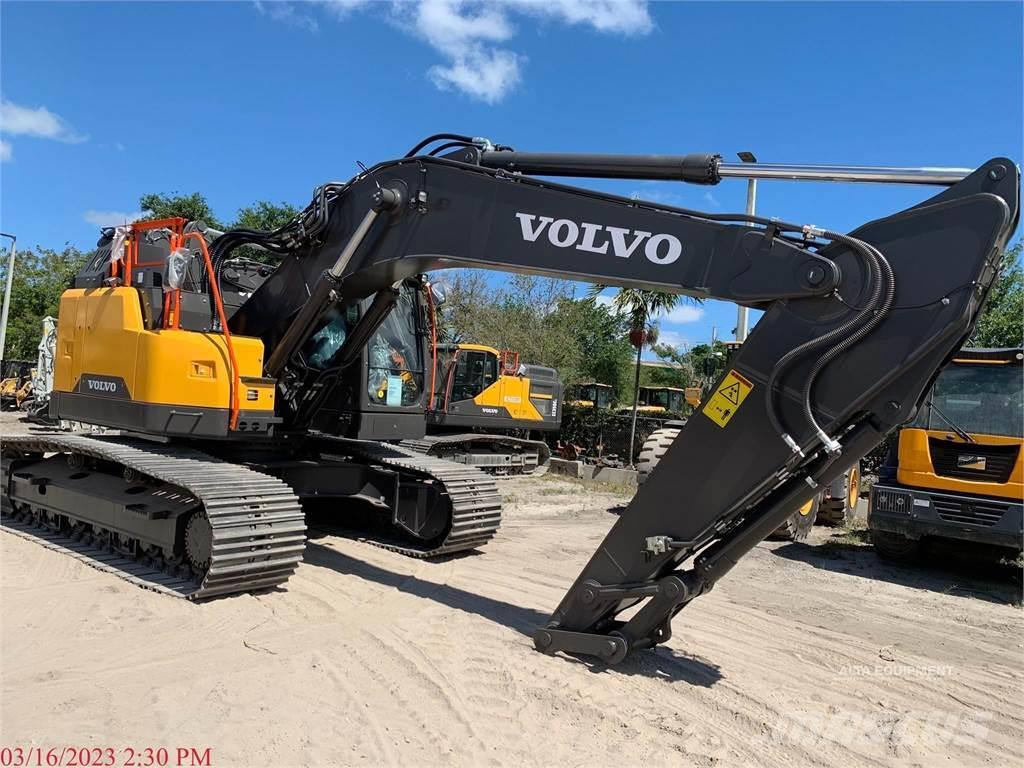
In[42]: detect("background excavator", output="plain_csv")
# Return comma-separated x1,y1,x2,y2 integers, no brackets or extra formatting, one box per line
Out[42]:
567,382,615,410
1,134,1017,665
401,343,561,474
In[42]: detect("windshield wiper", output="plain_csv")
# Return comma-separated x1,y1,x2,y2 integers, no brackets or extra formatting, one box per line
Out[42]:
926,400,976,443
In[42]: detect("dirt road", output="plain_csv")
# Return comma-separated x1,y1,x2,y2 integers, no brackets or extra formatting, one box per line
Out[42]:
2,415,1021,767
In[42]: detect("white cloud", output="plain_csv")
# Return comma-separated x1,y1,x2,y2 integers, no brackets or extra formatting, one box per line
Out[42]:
654,329,689,349
0,100,86,143
322,0,374,18
703,190,719,208
258,0,653,102
0,140,11,163
254,0,319,33
632,186,685,207
430,48,523,103
594,292,615,308
83,210,143,228
660,303,703,324
114,142,126,152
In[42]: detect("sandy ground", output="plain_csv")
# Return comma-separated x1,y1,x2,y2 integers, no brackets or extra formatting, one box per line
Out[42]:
1,412,1022,768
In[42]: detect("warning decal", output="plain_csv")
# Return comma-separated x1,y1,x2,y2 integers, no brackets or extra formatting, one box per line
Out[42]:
702,369,753,428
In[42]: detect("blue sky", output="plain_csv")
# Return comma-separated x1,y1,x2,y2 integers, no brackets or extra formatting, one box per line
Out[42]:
1,1,1021,354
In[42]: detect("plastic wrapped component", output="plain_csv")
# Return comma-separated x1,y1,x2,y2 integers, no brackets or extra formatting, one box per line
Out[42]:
164,247,191,291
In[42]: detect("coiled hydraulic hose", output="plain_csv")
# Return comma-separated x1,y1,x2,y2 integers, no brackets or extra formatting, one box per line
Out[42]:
762,230,891,457
798,236,895,446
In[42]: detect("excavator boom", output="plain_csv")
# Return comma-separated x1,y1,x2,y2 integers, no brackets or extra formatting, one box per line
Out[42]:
226,140,1017,662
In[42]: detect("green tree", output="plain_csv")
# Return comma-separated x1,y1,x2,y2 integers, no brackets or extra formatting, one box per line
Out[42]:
556,297,633,395
647,341,696,389
232,200,300,232
590,287,694,465
433,271,634,395
972,242,1022,348
0,245,89,361
138,192,223,229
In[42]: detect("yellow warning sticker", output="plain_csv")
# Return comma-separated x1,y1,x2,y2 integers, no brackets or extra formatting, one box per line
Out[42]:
702,369,754,428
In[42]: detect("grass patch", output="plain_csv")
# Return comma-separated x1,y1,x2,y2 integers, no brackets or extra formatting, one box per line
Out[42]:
815,525,873,556
538,472,636,497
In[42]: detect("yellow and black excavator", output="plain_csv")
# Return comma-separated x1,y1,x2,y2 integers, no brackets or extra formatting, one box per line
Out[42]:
1,134,1017,665
567,381,615,409
624,386,688,415
869,347,1023,560
401,343,561,474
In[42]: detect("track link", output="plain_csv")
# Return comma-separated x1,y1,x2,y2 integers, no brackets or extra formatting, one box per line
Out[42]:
1,433,305,599
400,433,550,476
341,440,503,557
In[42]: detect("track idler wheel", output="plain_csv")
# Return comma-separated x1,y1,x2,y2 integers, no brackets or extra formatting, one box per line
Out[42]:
184,512,213,574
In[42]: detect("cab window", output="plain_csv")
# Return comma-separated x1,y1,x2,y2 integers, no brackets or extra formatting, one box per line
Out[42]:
451,350,498,403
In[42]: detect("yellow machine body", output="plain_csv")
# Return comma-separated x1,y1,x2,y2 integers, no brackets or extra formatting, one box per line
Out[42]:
429,343,561,430
896,429,1022,502
472,371,546,421
51,287,275,436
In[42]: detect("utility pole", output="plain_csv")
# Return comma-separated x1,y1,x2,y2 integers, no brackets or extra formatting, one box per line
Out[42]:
0,233,16,363
735,152,757,343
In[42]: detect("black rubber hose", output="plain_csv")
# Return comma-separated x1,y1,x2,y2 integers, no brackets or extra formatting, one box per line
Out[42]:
429,141,475,157
404,133,478,158
799,237,895,440
763,232,884,446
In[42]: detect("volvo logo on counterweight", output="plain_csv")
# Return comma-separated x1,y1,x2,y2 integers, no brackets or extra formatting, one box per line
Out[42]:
76,374,131,399
515,212,683,265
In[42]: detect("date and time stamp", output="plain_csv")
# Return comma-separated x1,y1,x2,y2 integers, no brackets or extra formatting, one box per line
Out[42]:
0,748,211,768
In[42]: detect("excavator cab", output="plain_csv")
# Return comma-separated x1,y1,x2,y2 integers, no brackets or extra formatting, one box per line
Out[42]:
569,382,615,409
638,386,687,414
428,344,560,430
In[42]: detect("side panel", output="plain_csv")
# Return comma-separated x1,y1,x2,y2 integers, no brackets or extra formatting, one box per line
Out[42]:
52,288,274,436
475,376,544,422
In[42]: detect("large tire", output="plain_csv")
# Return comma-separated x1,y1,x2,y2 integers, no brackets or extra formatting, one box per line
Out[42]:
636,427,682,485
769,495,820,542
818,463,861,526
871,530,923,562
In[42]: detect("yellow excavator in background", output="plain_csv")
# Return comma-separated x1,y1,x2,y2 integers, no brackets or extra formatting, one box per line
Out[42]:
567,381,614,409
401,343,561,474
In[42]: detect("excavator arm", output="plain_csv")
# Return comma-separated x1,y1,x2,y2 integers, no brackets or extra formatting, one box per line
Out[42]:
226,139,1018,663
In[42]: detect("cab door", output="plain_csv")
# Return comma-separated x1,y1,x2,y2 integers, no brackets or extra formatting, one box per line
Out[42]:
445,349,499,414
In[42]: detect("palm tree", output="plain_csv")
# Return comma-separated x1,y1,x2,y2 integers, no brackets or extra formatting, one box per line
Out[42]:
590,287,692,466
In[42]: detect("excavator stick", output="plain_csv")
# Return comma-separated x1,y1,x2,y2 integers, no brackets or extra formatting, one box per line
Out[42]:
533,160,1019,663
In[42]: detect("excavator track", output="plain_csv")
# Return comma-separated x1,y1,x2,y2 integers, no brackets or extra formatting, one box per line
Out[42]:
1,433,305,599
399,434,550,476
333,439,503,557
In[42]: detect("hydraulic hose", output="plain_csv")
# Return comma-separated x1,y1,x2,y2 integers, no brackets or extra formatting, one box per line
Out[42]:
798,237,895,446
404,133,478,158
763,231,886,455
